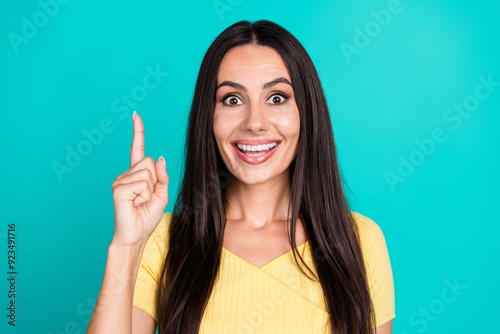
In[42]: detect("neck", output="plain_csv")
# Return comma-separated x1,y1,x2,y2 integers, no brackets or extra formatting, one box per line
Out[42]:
224,169,293,230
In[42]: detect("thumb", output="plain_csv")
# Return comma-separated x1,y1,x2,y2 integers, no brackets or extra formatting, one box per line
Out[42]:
151,156,169,208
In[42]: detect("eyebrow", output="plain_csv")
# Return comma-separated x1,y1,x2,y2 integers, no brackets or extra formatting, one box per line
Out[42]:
216,77,292,92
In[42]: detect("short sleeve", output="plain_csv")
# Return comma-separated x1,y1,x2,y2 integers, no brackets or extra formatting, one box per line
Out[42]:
132,212,172,322
351,211,396,328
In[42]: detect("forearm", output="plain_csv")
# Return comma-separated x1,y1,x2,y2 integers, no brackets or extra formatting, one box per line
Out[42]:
86,240,146,334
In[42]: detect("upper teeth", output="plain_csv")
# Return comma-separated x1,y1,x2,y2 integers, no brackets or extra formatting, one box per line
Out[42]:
237,142,278,151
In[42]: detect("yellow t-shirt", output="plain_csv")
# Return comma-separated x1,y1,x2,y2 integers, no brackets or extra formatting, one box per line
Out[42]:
133,211,396,332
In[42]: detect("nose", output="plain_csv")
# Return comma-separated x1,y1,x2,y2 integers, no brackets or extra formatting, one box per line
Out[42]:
240,101,269,134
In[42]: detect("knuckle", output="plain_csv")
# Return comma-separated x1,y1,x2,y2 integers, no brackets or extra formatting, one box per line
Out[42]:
144,168,153,179
140,179,150,189
141,182,152,199
112,184,122,197
132,144,145,151
141,170,152,184
140,169,154,186
148,172,156,186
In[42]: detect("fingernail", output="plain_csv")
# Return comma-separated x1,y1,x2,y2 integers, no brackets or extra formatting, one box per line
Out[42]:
160,156,166,169
133,110,137,122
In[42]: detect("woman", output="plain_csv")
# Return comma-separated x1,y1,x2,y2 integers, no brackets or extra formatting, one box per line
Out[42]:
87,20,395,334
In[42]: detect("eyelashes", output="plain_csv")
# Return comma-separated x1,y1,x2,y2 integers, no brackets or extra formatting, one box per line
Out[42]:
219,92,290,106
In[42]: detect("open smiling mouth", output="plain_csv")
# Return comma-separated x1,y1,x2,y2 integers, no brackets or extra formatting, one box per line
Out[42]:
231,141,282,165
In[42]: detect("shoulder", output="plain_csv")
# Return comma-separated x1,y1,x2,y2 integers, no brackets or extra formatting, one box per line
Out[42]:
151,212,174,238
350,211,384,237
350,211,396,327
142,212,174,261
349,211,390,261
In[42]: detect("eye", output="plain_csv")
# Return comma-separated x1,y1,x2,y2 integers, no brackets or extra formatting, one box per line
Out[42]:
266,93,289,105
221,95,243,106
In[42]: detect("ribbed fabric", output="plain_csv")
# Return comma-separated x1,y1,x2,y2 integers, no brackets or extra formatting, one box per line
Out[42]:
132,211,396,332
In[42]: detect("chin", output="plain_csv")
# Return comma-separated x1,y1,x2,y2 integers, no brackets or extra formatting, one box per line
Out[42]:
237,169,285,185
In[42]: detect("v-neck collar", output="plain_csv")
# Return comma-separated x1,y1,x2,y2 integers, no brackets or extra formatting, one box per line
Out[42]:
222,240,310,270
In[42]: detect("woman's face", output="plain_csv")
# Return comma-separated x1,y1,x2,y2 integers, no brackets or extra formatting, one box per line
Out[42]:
213,44,300,185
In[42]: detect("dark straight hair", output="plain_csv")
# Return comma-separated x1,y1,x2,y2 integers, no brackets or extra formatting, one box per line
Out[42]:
156,19,375,333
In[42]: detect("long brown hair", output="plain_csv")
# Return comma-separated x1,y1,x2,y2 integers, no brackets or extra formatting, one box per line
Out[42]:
156,19,375,333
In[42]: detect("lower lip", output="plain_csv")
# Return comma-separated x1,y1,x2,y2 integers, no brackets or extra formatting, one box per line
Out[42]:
232,142,281,165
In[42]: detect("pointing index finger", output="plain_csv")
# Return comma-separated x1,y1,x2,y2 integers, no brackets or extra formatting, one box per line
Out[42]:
130,111,144,168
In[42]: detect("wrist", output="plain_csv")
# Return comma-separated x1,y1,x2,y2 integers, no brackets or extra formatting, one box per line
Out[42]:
108,238,147,269
109,237,147,252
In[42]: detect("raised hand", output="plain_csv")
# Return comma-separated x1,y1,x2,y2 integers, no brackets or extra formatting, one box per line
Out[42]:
111,111,169,247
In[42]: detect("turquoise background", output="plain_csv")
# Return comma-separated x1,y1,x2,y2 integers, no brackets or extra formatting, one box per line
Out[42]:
1,0,498,333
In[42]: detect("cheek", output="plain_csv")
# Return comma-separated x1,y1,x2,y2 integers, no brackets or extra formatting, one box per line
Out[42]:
213,113,226,136
214,110,241,132
213,114,235,151
274,111,300,138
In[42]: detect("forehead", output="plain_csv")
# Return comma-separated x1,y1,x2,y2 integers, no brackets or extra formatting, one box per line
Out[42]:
217,45,291,84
